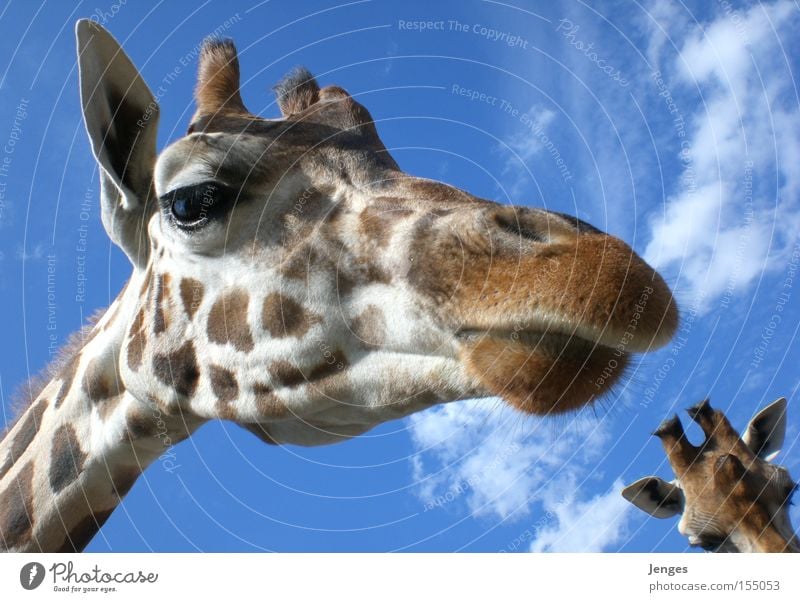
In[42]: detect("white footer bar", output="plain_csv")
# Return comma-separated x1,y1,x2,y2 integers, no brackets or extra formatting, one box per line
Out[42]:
1,553,797,600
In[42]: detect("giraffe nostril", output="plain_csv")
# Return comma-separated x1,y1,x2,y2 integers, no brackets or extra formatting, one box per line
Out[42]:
492,211,546,243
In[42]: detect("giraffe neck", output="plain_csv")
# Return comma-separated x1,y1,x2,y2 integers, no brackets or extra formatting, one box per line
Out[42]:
0,271,199,552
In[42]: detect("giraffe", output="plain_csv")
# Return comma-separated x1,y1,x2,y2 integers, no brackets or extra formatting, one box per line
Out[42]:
0,20,678,552
623,398,799,552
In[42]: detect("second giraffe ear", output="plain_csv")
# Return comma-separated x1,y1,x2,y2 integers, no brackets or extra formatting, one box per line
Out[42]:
76,19,157,268
273,66,320,116
622,477,683,519
743,397,787,462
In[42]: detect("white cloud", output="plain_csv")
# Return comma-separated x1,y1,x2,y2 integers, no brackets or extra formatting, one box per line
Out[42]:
641,1,689,68
529,478,632,552
16,242,46,261
642,0,800,310
407,398,627,540
498,106,558,197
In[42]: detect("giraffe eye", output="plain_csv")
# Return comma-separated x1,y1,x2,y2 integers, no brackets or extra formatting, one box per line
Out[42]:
161,181,233,229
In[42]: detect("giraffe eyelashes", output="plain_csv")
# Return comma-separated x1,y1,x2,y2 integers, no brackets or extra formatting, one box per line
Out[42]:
160,181,237,230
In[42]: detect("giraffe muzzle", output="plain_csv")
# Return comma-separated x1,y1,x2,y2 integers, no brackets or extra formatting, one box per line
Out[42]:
410,206,679,414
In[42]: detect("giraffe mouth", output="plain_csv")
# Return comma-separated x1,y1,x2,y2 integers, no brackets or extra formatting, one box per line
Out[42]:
457,328,629,415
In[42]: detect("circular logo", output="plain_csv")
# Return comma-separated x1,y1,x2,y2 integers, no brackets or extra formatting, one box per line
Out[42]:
20,562,45,590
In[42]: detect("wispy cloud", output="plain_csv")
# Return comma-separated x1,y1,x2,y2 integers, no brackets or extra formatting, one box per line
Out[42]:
642,0,800,310
407,398,630,552
498,106,559,197
529,478,632,552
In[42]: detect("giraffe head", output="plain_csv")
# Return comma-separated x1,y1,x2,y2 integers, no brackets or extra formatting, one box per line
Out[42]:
623,398,799,552
77,21,677,447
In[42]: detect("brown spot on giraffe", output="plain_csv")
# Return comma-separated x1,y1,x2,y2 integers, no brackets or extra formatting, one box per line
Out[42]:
82,356,120,402
350,305,386,349
152,273,172,334
152,341,200,399
269,361,307,388
207,289,255,352
366,265,392,285
358,206,395,248
82,355,124,420
124,407,157,440
279,245,316,281
261,292,321,338
0,461,36,550
336,268,357,298
252,383,287,418
53,357,79,409
56,508,114,553
210,365,239,418
308,350,349,382
50,424,88,493
179,277,205,319
0,398,47,480
127,308,147,371
269,350,349,390
98,395,125,422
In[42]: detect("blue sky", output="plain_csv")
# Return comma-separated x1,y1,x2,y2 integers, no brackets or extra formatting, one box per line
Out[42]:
1,0,799,552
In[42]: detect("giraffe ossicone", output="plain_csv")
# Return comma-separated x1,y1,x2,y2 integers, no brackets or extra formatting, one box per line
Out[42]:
0,20,677,552
623,397,799,552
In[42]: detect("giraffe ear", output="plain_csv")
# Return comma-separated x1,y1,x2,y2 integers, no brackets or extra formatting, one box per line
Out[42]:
622,477,683,519
274,66,320,116
76,19,157,267
743,397,787,462
193,38,249,118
